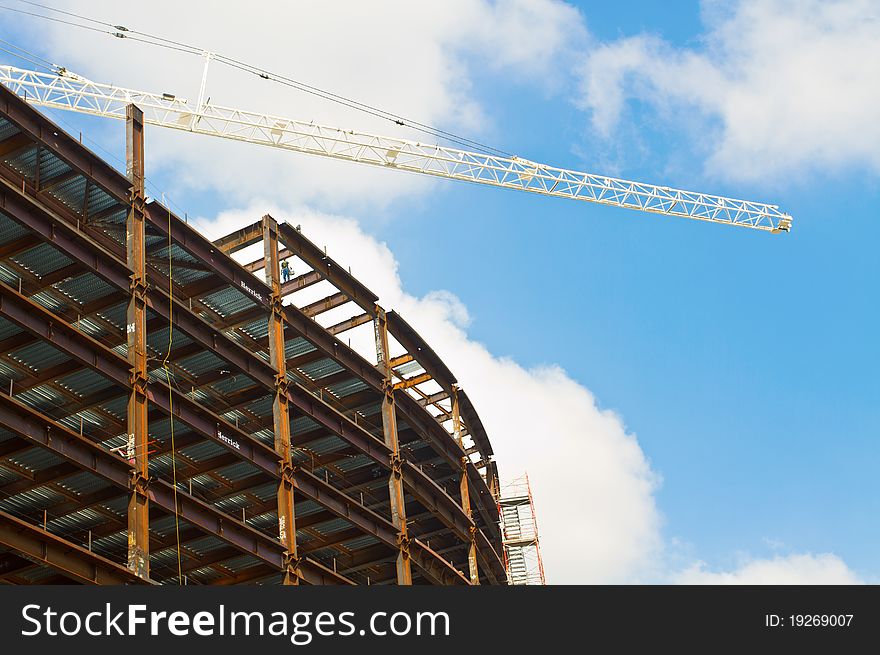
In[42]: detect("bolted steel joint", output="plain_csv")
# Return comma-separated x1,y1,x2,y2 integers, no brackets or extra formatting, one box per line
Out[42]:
129,186,146,203
270,292,285,315
130,471,150,494
130,370,149,390
390,454,403,479
279,460,298,483
127,544,148,579
283,552,301,568
128,273,148,296
283,552,302,579
397,532,411,560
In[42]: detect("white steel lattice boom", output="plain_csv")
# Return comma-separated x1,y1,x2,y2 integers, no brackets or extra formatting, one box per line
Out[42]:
0,65,793,233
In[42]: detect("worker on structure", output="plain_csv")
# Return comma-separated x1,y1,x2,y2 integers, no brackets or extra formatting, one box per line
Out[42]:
281,259,291,283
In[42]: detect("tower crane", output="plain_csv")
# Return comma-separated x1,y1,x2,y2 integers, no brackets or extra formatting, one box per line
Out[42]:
0,63,792,233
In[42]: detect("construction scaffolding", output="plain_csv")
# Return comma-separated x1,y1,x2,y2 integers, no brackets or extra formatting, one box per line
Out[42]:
0,84,506,585
499,475,545,585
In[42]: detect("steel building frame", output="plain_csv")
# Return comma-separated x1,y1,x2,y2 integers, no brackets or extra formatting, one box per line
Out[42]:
0,84,504,585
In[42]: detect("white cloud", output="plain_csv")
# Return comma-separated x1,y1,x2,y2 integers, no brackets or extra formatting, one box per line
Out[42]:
577,0,880,182
675,553,864,585
20,0,583,210
194,203,662,584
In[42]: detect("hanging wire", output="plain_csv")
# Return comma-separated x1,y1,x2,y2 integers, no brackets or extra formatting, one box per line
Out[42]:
1,0,515,157
0,38,55,71
211,54,515,157
0,3,110,36
160,198,184,585
0,35,58,68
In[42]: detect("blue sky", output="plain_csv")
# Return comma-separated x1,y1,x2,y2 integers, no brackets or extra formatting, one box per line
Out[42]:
379,1,880,579
390,130,880,575
2,0,877,583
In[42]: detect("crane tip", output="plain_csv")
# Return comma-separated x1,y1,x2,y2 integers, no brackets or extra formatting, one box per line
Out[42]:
771,215,793,234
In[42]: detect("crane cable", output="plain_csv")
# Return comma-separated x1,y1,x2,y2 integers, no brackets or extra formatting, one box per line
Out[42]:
2,0,515,157
0,37,56,71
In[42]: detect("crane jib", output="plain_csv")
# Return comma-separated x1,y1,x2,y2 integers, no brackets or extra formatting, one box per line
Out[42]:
0,64,792,234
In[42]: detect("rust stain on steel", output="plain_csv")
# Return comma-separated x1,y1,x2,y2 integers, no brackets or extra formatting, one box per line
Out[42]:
375,306,414,585
453,387,480,584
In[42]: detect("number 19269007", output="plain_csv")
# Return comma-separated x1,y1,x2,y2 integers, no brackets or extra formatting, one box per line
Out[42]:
790,615,853,627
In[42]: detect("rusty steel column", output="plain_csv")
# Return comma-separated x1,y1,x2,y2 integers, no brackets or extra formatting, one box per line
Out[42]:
452,386,480,584
125,104,149,579
262,215,299,585
374,307,412,585
488,463,501,501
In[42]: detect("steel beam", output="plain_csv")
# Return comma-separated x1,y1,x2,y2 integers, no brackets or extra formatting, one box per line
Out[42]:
410,538,469,586
0,132,32,158
275,219,378,316
456,388,496,477
0,510,148,585
0,553,36,578
453,387,479,584
374,307,412,585
386,310,456,392
213,221,263,253
293,468,398,548
0,85,142,218
0,233,39,258
243,247,293,272
327,312,372,336
262,215,298,584
39,168,81,193
417,390,450,407
388,353,414,368
393,372,433,390
124,104,150,579
301,291,350,318
0,281,273,478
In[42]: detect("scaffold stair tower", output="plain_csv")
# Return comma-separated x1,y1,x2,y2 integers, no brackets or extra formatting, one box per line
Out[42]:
498,474,545,585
